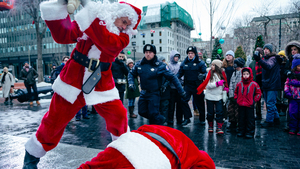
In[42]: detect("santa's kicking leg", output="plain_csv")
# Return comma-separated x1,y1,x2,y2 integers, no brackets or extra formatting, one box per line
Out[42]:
93,99,129,141
23,93,85,168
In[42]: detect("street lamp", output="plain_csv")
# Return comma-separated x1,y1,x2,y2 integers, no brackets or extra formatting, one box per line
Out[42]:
132,42,136,62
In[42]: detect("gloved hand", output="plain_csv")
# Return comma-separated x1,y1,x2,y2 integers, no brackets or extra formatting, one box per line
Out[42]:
286,70,292,78
216,80,224,87
285,92,292,99
160,85,167,93
198,73,205,81
180,92,190,102
224,87,229,93
276,55,283,64
129,84,136,91
253,51,261,62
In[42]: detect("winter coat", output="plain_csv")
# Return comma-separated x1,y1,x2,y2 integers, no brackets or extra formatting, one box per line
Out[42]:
111,57,129,84
284,72,300,100
258,53,281,91
20,66,38,86
205,72,223,101
222,59,234,87
229,69,242,98
125,66,140,99
0,72,15,98
51,63,65,84
234,68,261,108
168,50,181,89
177,56,207,92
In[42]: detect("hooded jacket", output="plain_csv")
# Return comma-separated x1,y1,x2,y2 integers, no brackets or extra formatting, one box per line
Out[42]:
168,50,181,89
258,52,281,91
234,67,261,108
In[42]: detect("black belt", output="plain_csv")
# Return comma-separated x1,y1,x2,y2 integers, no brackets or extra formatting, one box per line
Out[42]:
145,132,181,169
73,50,110,94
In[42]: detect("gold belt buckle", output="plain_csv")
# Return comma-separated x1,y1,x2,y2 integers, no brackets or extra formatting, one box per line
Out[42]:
88,58,100,72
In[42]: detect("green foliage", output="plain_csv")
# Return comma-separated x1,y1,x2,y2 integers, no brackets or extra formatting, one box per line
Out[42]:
253,35,264,54
235,46,247,61
211,38,223,61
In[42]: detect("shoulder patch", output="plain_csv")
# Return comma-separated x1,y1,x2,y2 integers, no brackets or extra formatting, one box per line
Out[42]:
166,65,169,70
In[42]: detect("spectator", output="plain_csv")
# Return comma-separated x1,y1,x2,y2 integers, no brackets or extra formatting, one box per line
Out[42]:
234,67,261,138
20,61,39,106
284,54,300,135
253,43,281,127
227,58,245,131
50,64,56,84
177,46,207,126
75,105,89,121
51,56,69,84
111,51,129,103
277,50,289,117
0,67,15,105
249,47,264,120
128,44,188,125
125,58,138,118
197,59,228,134
167,50,183,125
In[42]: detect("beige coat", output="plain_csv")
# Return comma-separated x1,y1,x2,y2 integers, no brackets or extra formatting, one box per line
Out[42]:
0,72,15,98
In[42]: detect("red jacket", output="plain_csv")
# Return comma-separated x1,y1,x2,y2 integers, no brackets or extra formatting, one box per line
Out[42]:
234,67,261,107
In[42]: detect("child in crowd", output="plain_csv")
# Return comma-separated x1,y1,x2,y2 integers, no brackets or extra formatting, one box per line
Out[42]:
284,54,300,135
234,67,261,138
197,59,228,134
227,58,245,131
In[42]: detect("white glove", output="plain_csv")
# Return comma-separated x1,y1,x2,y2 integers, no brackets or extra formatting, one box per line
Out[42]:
67,0,81,14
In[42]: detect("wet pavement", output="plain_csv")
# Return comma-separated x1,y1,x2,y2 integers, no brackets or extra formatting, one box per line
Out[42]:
1,95,300,169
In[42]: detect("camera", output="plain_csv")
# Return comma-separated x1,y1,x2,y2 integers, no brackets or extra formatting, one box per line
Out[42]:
254,51,259,56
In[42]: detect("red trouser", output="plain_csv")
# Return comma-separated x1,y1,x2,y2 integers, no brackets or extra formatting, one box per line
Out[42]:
36,92,128,152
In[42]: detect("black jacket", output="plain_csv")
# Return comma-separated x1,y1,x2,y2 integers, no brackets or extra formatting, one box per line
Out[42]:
177,56,207,92
111,58,129,84
20,66,38,85
128,55,184,95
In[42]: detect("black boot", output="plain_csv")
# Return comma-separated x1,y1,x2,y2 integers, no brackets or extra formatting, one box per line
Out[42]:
23,150,40,169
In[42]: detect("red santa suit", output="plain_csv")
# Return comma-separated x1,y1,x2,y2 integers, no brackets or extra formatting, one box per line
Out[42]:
79,125,215,169
24,0,142,158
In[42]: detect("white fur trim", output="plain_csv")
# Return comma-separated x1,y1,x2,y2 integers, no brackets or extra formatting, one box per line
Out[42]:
52,75,81,104
108,132,171,169
40,0,68,21
83,87,119,105
25,133,47,158
110,126,130,141
75,1,139,36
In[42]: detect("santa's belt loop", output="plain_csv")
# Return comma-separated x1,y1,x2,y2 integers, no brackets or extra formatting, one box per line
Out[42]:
145,132,181,169
73,50,110,94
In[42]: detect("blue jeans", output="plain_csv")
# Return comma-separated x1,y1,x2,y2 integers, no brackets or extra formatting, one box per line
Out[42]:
128,98,136,107
264,91,279,122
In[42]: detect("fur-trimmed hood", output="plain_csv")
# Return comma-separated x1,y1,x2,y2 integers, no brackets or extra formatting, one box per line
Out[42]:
285,40,300,59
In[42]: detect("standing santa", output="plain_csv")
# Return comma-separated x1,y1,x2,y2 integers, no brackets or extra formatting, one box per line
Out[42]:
22,0,141,168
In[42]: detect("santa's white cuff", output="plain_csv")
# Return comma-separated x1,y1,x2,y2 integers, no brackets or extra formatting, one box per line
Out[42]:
25,133,47,158
74,1,97,32
40,0,68,21
108,132,171,169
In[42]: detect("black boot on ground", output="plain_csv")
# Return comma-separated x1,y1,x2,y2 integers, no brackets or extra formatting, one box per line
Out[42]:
182,119,191,126
23,150,40,169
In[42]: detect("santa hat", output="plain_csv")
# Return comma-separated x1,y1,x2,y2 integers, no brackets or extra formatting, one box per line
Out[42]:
119,2,141,30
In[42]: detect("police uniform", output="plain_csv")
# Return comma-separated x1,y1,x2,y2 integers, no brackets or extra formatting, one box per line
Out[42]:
128,44,186,125
177,46,207,125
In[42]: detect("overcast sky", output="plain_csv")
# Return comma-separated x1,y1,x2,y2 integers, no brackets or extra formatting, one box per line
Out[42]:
124,0,290,41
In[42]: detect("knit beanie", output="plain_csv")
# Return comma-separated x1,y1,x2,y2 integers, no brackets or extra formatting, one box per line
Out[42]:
292,54,300,69
263,43,273,53
126,58,134,65
234,58,245,68
225,50,235,58
143,44,156,54
278,50,285,57
211,59,223,68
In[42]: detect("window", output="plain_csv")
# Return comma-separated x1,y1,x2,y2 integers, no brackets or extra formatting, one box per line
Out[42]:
159,39,162,44
133,35,136,38
151,33,153,37
143,40,145,45
160,47,162,52
151,40,153,44
159,31,162,36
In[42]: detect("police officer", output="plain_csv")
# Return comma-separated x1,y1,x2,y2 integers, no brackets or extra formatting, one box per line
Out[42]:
177,46,207,126
128,44,188,125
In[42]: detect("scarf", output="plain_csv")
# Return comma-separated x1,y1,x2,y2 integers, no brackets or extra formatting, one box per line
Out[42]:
197,70,228,95
1,72,7,83
255,62,262,75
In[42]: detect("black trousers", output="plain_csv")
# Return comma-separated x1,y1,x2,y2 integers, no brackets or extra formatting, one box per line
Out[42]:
115,84,125,103
238,106,255,135
138,91,165,124
206,100,223,123
181,90,205,122
168,89,182,123
25,83,39,101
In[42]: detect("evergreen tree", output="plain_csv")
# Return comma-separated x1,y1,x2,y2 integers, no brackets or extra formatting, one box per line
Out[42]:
211,38,223,61
235,46,247,61
253,35,265,54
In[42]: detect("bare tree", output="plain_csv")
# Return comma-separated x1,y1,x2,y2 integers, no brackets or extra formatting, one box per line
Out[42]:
9,0,47,82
